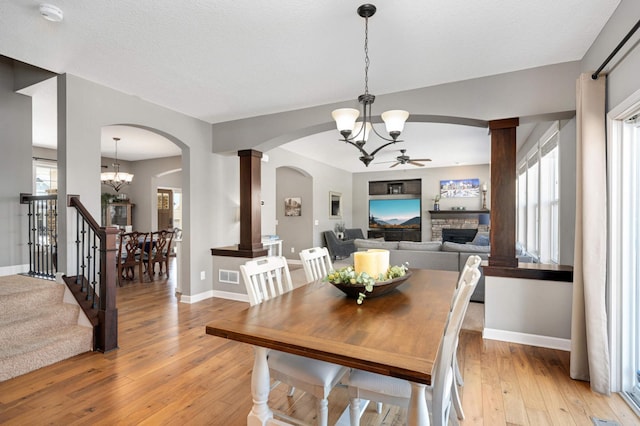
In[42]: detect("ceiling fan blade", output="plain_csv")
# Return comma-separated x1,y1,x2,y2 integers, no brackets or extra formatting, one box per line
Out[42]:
410,158,432,162
408,161,426,167
389,162,401,168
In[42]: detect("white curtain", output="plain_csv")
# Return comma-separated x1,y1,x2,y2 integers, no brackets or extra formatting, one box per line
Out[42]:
570,73,610,394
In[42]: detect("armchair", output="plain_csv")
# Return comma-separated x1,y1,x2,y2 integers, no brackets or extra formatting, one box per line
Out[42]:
322,230,356,260
344,228,365,240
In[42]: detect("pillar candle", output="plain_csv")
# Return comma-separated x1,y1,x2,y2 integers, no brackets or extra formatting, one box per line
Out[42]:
367,249,390,278
354,249,390,279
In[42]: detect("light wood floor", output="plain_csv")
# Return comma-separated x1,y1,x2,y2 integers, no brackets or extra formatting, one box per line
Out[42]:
0,262,637,425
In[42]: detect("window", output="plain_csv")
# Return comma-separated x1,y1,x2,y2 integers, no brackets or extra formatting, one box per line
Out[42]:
33,159,58,195
609,106,640,413
516,122,559,263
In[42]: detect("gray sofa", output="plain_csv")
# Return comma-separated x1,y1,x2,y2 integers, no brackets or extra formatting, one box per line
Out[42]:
351,236,534,303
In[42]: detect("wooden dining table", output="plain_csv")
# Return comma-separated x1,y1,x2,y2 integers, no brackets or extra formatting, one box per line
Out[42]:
205,268,458,426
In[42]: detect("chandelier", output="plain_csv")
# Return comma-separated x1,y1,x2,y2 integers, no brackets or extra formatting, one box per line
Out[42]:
331,4,409,167
101,137,134,192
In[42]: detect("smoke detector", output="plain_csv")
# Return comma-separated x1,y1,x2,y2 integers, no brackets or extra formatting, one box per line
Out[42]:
39,4,64,22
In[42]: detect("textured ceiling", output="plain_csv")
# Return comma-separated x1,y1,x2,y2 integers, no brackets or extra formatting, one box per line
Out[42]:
1,0,621,167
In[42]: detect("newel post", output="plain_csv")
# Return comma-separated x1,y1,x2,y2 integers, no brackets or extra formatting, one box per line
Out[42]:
98,226,120,352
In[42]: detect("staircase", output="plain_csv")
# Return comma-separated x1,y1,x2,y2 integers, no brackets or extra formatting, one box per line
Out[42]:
0,274,93,382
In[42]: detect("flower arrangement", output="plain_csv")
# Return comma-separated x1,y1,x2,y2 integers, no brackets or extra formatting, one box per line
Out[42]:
325,263,408,304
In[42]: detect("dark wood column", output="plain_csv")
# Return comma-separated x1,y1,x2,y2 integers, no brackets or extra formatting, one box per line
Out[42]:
211,149,267,258
488,118,519,267
238,149,264,252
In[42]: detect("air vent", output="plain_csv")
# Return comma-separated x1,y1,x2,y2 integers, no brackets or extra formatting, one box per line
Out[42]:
219,269,239,284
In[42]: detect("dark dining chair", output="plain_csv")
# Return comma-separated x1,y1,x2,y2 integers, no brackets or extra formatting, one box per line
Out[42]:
147,230,174,279
117,231,148,285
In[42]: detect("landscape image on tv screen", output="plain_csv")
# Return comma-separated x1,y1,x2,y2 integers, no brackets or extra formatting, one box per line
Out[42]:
369,198,421,229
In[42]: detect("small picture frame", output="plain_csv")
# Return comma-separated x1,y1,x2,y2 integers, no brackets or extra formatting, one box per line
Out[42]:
284,197,302,217
329,191,342,218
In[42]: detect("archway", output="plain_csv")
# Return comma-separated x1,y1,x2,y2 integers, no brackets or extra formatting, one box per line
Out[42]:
276,166,313,259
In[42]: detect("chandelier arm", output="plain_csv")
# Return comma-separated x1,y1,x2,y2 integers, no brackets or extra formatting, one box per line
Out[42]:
369,140,401,157
368,121,396,142
343,139,372,157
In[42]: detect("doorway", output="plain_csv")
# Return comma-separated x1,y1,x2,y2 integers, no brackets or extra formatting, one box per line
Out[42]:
157,188,173,230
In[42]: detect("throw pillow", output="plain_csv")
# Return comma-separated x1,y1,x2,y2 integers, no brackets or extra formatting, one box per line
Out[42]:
354,239,399,250
471,231,490,246
442,241,490,253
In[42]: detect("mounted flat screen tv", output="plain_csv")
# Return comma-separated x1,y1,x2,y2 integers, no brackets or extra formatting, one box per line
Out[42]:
369,198,421,229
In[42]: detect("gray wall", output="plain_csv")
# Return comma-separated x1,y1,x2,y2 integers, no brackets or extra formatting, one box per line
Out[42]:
57,74,215,297
211,61,580,157
352,164,491,241
581,0,640,112
0,58,32,271
276,167,313,259
262,147,353,248
127,155,182,232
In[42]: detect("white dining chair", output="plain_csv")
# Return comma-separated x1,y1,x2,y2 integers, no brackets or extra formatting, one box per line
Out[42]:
345,267,481,426
299,247,334,282
240,256,348,426
451,254,482,421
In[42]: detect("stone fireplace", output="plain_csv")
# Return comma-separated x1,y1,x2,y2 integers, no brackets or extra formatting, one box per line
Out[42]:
429,210,490,242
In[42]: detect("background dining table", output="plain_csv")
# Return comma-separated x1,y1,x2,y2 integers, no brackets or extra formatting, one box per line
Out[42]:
206,268,458,426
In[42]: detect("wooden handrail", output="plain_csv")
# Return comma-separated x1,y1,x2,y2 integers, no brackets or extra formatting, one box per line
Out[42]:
67,195,103,236
66,195,119,352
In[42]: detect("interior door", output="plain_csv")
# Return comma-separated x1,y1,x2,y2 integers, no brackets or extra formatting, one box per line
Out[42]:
157,189,173,230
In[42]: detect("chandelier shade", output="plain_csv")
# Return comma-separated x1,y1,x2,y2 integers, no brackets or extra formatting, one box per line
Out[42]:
331,4,410,166
101,137,134,192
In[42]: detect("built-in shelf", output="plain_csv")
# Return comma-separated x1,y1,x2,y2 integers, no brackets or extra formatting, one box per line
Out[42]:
369,179,421,196
429,210,489,214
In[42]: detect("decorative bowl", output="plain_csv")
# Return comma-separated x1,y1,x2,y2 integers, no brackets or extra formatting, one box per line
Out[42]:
330,270,412,299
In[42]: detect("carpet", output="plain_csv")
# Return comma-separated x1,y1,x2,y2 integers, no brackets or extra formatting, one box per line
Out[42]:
0,274,92,382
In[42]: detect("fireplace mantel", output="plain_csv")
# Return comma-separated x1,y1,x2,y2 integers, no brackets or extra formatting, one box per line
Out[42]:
428,210,490,217
429,210,490,241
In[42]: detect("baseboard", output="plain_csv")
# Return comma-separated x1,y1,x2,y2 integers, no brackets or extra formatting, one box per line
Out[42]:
483,328,571,351
179,289,249,304
0,264,29,277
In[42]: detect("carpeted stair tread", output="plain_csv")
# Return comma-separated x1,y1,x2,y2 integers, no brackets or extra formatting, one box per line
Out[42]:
0,324,93,381
0,304,80,342
0,274,93,382
0,275,65,318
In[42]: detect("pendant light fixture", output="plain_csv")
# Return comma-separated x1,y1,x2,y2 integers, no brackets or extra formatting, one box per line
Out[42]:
101,137,134,192
331,4,409,167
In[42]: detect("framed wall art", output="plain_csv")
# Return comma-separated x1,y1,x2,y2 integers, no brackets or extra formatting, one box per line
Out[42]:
284,197,302,216
439,178,481,198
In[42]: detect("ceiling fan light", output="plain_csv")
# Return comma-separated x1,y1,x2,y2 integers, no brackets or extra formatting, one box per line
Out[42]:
381,110,409,134
331,108,360,132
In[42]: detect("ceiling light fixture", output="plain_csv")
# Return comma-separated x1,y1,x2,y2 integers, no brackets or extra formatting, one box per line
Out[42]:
101,137,134,192
39,4,64,22
331,4,409,167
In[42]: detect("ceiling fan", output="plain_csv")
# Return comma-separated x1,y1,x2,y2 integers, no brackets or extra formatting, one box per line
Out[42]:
381,149,432,168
